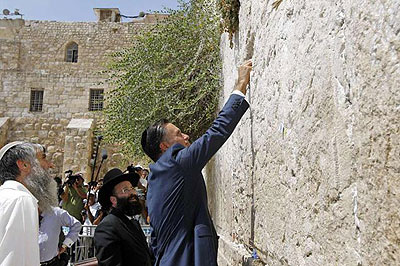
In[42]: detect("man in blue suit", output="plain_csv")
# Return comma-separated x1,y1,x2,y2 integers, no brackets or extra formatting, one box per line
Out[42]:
141,60,252,266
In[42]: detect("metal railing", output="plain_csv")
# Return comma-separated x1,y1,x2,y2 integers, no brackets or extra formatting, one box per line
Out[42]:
68,224,152,265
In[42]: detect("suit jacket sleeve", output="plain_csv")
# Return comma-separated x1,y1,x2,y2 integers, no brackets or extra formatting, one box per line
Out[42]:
94,221,123,266
177,93,249,172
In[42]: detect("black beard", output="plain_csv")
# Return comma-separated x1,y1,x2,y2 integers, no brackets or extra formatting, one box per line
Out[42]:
115,194,142,216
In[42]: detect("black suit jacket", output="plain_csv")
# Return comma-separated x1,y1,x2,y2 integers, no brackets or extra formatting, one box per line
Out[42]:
94,208,152,266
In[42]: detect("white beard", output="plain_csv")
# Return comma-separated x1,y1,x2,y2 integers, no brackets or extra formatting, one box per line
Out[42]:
24,162,58,212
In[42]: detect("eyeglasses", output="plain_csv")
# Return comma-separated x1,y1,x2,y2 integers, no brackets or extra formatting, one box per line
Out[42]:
117,186,135,194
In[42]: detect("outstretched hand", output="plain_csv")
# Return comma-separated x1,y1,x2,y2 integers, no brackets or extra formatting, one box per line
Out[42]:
234,60,253,94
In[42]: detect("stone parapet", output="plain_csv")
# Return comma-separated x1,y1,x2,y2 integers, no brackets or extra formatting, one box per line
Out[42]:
64,119,94,181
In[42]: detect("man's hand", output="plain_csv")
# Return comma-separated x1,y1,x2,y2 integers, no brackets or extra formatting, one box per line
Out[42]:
234,60,253,94
72,181,79,190
57,245,67,257
72,181,88,199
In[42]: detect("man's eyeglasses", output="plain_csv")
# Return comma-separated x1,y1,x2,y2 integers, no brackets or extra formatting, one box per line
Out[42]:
117,186,136,194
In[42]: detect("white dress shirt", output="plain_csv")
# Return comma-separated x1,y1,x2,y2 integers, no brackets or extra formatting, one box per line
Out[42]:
39,207,81,262
0,180,40,266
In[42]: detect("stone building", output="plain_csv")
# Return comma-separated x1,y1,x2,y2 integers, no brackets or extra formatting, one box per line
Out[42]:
208,0,399,265
0,9,166,180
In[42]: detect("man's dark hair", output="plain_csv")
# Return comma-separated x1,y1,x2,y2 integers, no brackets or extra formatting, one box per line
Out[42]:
141,119,169,162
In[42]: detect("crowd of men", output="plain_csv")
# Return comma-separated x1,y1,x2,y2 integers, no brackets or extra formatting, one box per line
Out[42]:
0,140,150,266
0,60,252,266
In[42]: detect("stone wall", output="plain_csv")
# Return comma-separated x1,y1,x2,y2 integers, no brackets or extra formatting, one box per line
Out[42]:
209,0,400,265
5,117,68,176
0,19,142,117
0,18,149,179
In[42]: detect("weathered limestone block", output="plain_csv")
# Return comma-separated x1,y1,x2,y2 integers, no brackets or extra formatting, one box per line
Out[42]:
24,124,34,130
37,130,48,138
30,137,40,143
14,130,24,138
41,123,50,130
47,145,56,153
52,152,63,165
76,143,86,150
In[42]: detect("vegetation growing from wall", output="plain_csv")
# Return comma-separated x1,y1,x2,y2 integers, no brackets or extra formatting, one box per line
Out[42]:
102,0,221,158
218,0,240,48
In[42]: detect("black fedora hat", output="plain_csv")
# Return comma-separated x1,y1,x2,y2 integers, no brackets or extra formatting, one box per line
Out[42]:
98,168,140,209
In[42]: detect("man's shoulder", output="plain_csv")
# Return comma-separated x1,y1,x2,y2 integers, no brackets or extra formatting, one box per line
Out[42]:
97,213,121,227
155,143,185,163
0,185,35,202
95,213,124,239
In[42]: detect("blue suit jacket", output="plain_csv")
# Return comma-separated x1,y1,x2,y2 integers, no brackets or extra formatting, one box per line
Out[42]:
147,94,249,266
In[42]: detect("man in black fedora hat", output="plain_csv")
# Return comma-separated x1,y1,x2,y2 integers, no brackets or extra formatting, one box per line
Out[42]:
94,168,152,266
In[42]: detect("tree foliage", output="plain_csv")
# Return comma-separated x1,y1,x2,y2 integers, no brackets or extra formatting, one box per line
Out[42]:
102,0,221,159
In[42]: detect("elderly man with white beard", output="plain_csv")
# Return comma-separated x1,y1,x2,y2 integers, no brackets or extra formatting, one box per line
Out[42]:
0,141,58,266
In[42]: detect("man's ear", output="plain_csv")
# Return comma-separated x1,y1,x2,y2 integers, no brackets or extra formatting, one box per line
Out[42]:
159,142,169,153
110,196,117,207
16,159,30,174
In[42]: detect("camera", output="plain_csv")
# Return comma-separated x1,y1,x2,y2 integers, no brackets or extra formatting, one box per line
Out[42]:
126,164,141,174
65,174,82,187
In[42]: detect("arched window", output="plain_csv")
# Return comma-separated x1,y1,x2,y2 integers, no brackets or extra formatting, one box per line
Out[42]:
65,42,78,63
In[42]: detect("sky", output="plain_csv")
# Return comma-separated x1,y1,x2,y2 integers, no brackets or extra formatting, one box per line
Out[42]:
0,0,182,22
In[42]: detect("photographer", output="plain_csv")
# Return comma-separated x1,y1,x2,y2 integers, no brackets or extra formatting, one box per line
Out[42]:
61,173,87,222
126,165,149,224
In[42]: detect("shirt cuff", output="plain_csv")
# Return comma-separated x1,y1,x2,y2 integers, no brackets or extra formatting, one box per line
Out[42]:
232,90,245,97
63,238,74,248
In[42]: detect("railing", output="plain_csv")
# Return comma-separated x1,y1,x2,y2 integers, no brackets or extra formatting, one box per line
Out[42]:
67,224,152,266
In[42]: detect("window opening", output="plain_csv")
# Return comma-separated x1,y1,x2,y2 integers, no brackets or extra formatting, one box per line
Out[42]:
30,89,44,112
89,89,104,111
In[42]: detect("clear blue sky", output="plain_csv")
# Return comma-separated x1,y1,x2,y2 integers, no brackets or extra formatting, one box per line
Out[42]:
0,0,182,22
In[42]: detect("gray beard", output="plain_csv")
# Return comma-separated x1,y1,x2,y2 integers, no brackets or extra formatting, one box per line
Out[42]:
24,163,58,212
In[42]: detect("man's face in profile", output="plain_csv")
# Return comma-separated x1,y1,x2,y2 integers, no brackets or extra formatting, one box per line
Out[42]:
36,150,54,170
162,123,190,150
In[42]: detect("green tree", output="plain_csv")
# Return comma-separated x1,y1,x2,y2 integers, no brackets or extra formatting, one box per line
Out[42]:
102,0,221,158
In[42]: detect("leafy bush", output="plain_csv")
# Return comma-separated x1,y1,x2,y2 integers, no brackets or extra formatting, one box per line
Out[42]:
102,0,221,158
